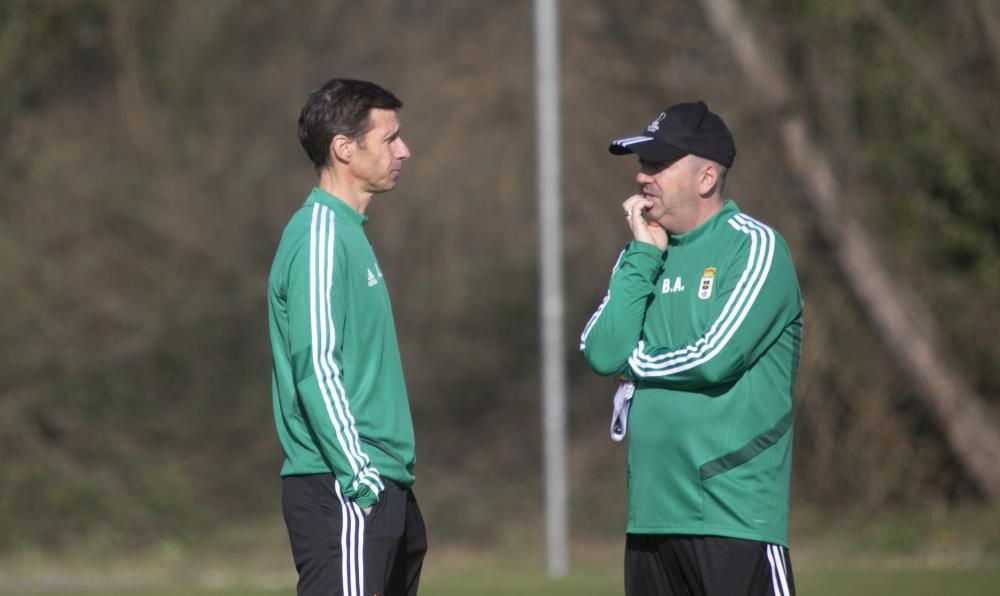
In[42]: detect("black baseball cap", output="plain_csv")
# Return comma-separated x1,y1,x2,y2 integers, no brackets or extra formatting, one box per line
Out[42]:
609,101,736,167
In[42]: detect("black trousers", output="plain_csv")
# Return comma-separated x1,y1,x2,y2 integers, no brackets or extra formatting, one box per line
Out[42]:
282,474,427,596
625,534,795,596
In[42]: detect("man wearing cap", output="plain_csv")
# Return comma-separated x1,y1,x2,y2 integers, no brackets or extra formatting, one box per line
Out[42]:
580,101,803,596
269,78,426,596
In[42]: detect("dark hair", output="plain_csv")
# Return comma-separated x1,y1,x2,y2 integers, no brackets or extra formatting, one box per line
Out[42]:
297,78,403,172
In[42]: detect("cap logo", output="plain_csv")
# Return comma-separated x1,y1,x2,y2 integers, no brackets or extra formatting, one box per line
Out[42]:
646,112,666,133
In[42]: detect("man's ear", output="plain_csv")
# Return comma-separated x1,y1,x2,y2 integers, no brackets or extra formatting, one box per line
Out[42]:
698,163,719,197
330,135,354,163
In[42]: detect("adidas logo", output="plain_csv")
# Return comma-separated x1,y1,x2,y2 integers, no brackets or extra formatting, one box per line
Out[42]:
367,268,378,287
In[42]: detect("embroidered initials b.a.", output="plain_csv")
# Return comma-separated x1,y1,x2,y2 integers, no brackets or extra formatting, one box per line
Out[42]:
661,277,685,294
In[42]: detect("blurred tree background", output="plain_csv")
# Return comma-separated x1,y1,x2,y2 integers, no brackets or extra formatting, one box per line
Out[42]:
1,0,998,561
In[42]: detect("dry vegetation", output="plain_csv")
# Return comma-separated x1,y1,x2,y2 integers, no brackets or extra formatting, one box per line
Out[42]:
0,0,998,552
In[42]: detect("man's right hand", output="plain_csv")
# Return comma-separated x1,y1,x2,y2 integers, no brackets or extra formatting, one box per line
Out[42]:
623,195,668,251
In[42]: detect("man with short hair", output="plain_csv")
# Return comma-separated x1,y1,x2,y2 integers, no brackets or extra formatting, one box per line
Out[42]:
581,101,803,596
269,78,425,596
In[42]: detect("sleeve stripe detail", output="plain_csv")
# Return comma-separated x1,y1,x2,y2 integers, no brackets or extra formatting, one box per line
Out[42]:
579,249,627,350
628,214,775,377
309,204,383,495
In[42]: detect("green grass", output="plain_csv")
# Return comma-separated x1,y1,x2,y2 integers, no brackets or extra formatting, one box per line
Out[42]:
431,569,1000,595
0,592,287,596
4,568,1000,596
799,568,1000,595
6,506,1000,595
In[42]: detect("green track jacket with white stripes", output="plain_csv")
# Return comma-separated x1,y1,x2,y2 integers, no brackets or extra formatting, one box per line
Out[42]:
269,188,415,508
580,200,803,546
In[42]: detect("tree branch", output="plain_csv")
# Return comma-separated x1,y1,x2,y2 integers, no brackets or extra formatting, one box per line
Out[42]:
700,0,1000,499
864,0,1000,163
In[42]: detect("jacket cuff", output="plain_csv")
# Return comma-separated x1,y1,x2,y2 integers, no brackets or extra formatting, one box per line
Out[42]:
354,487,380,509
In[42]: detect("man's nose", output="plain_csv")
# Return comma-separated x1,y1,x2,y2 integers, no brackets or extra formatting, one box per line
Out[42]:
395,139,411,160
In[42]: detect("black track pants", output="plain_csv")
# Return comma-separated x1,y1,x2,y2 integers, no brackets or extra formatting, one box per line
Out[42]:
625,534,795,596
282,474,427,596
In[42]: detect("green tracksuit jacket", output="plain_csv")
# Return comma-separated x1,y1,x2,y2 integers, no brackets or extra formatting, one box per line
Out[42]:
580,200,803,546
268,188,415,508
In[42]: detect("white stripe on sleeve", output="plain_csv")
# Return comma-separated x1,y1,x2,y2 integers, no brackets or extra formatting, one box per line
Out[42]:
310,205,382,495
580,249,627,350
628,214,775,377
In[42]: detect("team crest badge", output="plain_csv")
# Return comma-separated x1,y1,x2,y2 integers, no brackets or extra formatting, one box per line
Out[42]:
698,267,717,300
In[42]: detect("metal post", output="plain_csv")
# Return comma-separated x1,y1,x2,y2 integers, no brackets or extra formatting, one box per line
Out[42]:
534,0,568,577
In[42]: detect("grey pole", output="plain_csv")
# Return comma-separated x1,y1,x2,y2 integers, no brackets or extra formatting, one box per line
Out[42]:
534,0,569,577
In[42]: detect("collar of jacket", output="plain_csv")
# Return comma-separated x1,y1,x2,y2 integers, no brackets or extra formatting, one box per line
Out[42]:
668,199,740,247
304,187,369,227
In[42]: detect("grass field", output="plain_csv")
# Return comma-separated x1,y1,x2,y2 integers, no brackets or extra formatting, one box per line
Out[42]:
4,568,1000,596
5,507,999,595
